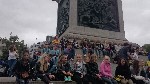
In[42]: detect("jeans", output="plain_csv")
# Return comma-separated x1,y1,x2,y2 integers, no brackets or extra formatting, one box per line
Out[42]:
102,77,118,84
8,59,17,76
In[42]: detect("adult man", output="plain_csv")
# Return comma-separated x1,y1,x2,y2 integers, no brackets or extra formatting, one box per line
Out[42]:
118,43,132,60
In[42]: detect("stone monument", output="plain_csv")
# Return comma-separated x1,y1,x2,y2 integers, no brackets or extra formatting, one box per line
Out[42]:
53,0,127,43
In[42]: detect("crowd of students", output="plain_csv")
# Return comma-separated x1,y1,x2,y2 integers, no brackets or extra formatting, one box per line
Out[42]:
1,36,150,84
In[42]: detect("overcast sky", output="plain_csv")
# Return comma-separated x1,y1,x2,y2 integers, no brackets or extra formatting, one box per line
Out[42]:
0,0,150,46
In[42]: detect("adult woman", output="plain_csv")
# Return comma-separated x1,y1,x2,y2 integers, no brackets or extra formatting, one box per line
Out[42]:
115,58,133,84
36,54,55,84
8,45,18,76
14,50,33,84
130,60,148,84
84,54,104,84
56,55,73,81
100,56,118,84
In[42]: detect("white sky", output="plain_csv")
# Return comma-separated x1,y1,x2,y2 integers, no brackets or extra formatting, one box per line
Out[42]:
0,0,150,46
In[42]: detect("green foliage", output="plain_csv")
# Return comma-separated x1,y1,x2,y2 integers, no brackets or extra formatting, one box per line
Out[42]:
143,44,150,53
1,35,25,60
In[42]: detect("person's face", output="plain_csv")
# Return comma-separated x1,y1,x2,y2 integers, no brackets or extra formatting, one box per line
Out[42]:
44,56,50,62
62,56,68,63
76,55,82,62
23,52,30,60
45,44,49,48
104,56,110,63
55,36,58,39
140,60,145,66
121,59,126,66
84,56,90,63
53,46,57,50
67,45,72,49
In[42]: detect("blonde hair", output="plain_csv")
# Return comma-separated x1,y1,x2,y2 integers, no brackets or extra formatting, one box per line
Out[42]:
90,54,97,62
58,55,67,66
104,55,110,61
75,54,82,62
38,53,49,72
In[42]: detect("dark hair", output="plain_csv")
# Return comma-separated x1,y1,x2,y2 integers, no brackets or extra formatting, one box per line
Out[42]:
9,45,16,52
23,50,29,55
123,42,129,46
118,58,129,67
133,60,140,75
146,67,150,73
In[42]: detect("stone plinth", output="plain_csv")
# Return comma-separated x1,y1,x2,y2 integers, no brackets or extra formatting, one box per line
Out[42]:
53,0,127,43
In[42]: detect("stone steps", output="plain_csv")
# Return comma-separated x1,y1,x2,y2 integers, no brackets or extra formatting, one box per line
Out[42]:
0,77,75,84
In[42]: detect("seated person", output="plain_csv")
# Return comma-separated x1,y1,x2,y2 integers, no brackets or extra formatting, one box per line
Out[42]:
72,54,86,84
84,54,104,84
130,60,150,84
100,56,118,84
36,54,55,84
14,50,33,84
56,55,73,82
115,58,133,84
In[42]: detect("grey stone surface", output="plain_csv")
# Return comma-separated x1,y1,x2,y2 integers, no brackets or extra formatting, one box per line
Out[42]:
53,0,126,43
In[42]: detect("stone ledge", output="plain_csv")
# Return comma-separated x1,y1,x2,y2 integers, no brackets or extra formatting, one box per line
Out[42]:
0,77,75,84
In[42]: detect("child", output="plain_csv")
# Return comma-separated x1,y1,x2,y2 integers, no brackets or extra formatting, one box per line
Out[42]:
100,56,118,84
56,55,73,82
73,54,86,84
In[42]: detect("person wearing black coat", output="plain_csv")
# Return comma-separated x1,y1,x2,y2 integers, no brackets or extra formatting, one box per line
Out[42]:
115,58,133,84
14,50,34,84
36,54,55,84
83,55,104,84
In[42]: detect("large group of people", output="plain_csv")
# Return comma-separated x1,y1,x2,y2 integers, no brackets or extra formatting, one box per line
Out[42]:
0,36,150,84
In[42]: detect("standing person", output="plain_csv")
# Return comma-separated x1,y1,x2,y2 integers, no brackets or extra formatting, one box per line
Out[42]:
118,43,132,61
60,38,65,51
148,52,150,61
52,35,60,47
56,55,73,82
84,54,104,84
95,41,100,58
100,56,118,84
36,54,55,84
8,45,18,76
80,39,87,56
14,50,33,84
115,58,133,84
73,54,86,84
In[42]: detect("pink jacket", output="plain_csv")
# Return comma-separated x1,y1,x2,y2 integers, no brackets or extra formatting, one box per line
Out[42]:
99,61,112,78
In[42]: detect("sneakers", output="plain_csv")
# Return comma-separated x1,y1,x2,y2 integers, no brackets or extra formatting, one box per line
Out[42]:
68,76,72,82
64,76,72,82
64,76,68,82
